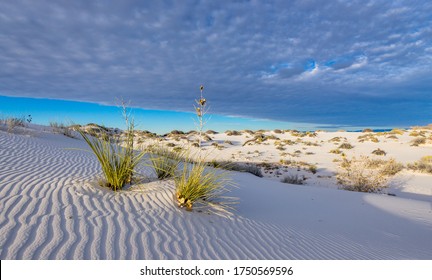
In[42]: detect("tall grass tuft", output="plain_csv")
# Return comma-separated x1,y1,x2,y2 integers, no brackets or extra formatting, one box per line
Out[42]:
148,145,184,179
175,159,236,212
78,104,146,191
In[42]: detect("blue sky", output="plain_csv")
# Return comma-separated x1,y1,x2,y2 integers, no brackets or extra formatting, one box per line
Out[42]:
0,0,431,132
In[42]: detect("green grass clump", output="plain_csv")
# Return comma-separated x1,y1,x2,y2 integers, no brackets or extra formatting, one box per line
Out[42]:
78,106,145,191
175,160,236,211
148,145,184,180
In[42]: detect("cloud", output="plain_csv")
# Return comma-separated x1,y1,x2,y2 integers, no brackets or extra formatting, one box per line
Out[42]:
0,0,431,127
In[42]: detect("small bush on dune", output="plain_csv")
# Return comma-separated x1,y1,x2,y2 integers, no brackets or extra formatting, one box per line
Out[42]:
338,143,354,149
50,122,74,138
410,137,426,146
336,156,403,193
175,159,236,212
337,156,388,193
372,148,386,156
281,174,305,185
407,156,432,174
210,161,263,177
0,116,26,132
390,128,405,135
308,165,317,174
226,130,242,136
329,148,342,154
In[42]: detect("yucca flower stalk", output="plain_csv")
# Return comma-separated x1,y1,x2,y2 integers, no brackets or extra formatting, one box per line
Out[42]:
194,85,208,147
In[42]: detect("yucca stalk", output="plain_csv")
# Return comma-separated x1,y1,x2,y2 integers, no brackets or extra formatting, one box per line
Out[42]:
194,85,208,147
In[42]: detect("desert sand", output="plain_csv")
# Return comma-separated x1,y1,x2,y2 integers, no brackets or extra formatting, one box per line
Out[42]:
0,124,431,259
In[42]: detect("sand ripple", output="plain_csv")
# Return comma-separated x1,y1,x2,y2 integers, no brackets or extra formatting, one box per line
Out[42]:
1,131,431,259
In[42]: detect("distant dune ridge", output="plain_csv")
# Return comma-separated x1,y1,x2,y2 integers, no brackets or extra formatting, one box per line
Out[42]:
0,123,431,259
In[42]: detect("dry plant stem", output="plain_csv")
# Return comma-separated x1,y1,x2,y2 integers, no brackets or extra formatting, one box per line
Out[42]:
194,85,208,148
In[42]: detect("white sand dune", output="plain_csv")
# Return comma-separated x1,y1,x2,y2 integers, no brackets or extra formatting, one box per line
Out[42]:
0,128,431,259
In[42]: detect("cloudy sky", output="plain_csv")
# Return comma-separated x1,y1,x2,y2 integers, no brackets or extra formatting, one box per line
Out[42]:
1,0,431,128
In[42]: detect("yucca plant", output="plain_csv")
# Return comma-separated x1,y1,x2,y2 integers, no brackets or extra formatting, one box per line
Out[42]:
148,145,184,179
78,104,146,191
175,159,236,212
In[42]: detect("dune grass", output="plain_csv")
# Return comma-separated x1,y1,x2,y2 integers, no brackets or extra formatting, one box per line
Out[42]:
175,159,236,212
148,145,184,180
78,105,146,191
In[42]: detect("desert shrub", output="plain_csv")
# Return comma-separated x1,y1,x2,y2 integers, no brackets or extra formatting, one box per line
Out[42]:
363,128,374,133
336,156,402,193
148,145,183,180
226,130,242,136
308,165,317,174
175,159,236,211
281,174,305,185
224,140,233,145
276,145,286,151
409,130,426,137
166,143,176,147
50,122,74,138
273,129,282,134
211,142,224,150
407,156,432,174
329,148,342,154
386,135,398,140
339,143,354,149
372,148,386,156
170,130,185,135
212,161,263,178
358,134,379,143
1,116,26,132
328,137,343,143
390,128,405,135
410,137,426,146
379,158,404,176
